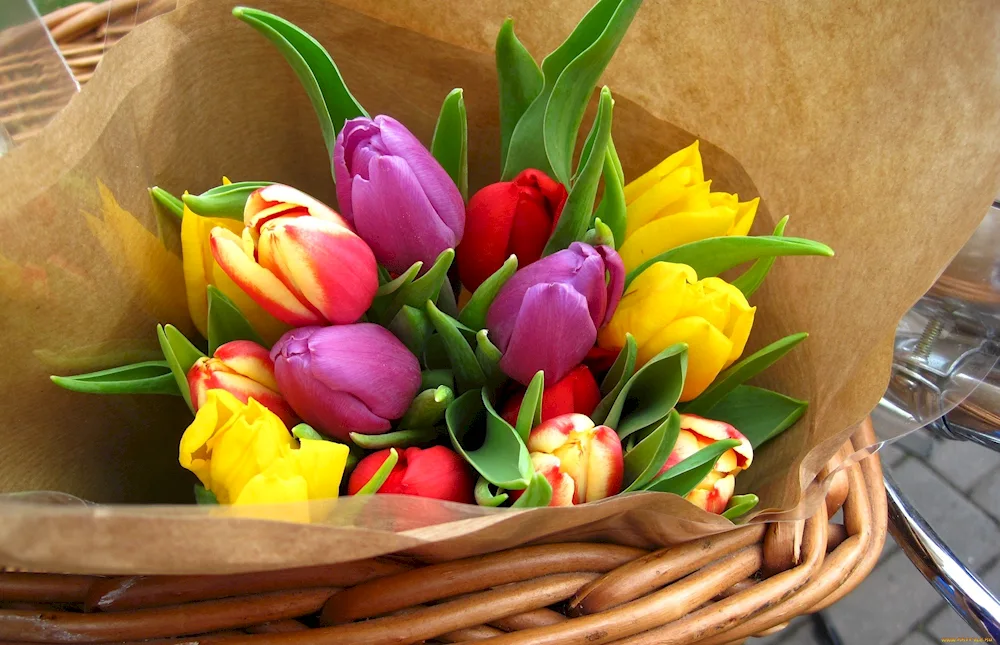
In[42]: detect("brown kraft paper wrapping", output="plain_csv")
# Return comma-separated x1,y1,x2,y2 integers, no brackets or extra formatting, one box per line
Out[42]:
0,0,997,574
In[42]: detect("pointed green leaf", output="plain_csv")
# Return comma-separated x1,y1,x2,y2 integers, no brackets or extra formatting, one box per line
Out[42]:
592,146,626,248
436,281,460,318
350,428,438,451
157,324,205,412
447,389,532,489
50,361,181,396
355,448,399,495
722,494,759,521
607,136,624,184
232,7,367,171
388,305,434,357
431,88,468,200
583,217,615,248
682,333,808,417
543,0,642,184
426,301,486,393
496,18,543,169
704,385,808,449
194,484,219,505
475,330,507,389
626,235,834,287
459,254,518,330
606,342,687,439
510,471,553,508
514,371,545,443
731,216,789,297
206,285,266,354
149,186,183,221
378,264,422,297
379,249,455,325
183,181,272,220
423,334,450,371
421,369,454,391
292,423,324,441
592,334,637,425
622,410,680,492
543,87,614,255
398,386,455,430
475,477,509,507
644,439,741,495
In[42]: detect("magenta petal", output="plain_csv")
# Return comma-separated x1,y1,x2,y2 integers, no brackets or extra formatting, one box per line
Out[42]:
352,155,459,275
596,244,625,325
333,129,354,223
499,283,597,385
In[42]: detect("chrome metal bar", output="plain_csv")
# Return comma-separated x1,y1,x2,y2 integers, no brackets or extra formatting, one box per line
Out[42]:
885,471,1000,639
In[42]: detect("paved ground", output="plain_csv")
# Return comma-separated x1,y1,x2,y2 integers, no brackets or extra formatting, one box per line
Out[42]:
754,431,1000,645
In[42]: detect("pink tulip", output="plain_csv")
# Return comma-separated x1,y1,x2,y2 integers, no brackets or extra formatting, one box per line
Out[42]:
210,184,378,326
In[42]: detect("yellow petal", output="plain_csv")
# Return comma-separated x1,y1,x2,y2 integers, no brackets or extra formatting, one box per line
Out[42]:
643,316,732,401
729,197,759,237
182,205,243,338
283,439,349,500
234,467,309,506
598,262,694,351
623,141,703,205
178,389,246,490
208,398,293,503
619,207,737,274
624,169,698,239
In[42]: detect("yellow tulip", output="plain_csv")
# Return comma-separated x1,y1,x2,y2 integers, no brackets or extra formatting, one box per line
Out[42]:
179,389,349,506
181,202,290,345
598,262,755,402
619,141,759,274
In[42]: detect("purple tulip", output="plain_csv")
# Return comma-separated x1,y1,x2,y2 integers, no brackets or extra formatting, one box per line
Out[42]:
487,242,625,386
270,324,421,441
334,115,465,275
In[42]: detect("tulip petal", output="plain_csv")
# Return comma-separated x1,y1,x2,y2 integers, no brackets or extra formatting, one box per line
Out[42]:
500,283,597,385
730,197,759,237
179,389,245,489
584,425,624,502
646,316,733,401
210,228,323,327
619,207,737,274
625,171,708,239
284,439,349,500
215,340,278,390
233,466,310,506
457,182,520,291
596,245,625,325
623,141,703,205
182,207,243,338
352,156,459,275
399,446,475,504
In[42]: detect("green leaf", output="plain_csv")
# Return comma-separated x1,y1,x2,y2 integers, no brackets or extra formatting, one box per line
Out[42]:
423,334,451,371
194,484,219,505
50,361,180,396
515,371,545,443
475,477,509,507
149,186,183,221
625,235,834,288
183,181,272,220
459,255,518,330
378,249,455,326
583,217,615,248
605,343,687,439
426,301,486,393
731,216,789,297
722,494,759,521
157,324,206,412
644,439,741,495
593,334,637,424
704,385,808,449
447,389,532,489
622,410,680,492
607,136,624,184
475,330,507,389
232,7,367,172
510,471,553,508
543,0,642,185
355,448,399,495
350,428,438,451
682,333,808,417
292,423,324,441
431,88,468,201
398,386,455,430
592,146,627,247
496,18,543,169
372,261,421,310
206,285,266,354
543,87,614,256
420,369,454,391
436,281,460,318
387,305,434,357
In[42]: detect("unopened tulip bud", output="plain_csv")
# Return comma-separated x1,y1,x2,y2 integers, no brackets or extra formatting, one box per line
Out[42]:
501,365,601,425
347,446,474,504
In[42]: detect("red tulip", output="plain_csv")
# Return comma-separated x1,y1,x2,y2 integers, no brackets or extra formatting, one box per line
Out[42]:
456,169,567,291
501,365,601,426
347,446,475,504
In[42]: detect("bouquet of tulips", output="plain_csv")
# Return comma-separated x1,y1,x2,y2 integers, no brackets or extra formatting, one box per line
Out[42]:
50,0,833,518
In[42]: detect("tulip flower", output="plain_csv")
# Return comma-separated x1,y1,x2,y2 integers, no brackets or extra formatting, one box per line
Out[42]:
657,414,753,514
334,115,464,275
347,446,475,504
187,340,296,427
210,184,378,326
501,365,601,426
456,169,567,291
598,262,755,401
181,202,289,344
618,141,760,274
179,389,349,505
270,324,421,442
523,413,623,506
487,242,625,385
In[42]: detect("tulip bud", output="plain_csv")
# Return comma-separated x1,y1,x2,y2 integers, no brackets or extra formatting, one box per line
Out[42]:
334,115,465,275
487,242,625,385
210,184,378,327
657,414,754,514
270,324,421,442
187,340,296,427
523,413,624,506
347,446,475,504
457,169,567,291
501,365,601,426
